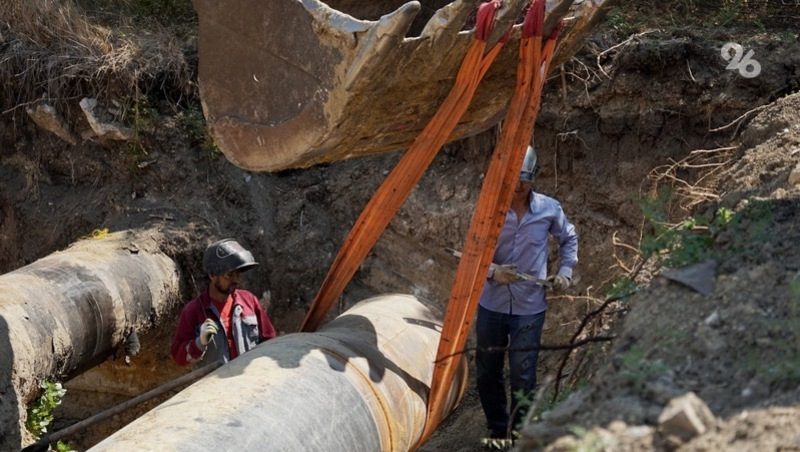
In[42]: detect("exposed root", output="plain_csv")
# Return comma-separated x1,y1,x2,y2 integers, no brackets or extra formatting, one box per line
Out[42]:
708,104,769,135
611,230,642,275
595,30,657,79
645,146,738,214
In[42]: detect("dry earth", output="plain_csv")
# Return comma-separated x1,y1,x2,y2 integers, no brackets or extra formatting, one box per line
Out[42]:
0,1,799,451
518,92,800,452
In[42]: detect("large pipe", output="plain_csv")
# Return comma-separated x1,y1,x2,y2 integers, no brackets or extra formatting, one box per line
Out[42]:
91,294,467,451
0,230,182,450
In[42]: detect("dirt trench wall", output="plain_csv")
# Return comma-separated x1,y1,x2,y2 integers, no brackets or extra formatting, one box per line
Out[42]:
354,30,798,312
3,32,795,332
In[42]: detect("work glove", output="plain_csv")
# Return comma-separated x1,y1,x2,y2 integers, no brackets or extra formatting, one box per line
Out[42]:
491,264,523,285
548,274,571,291
198,319,219,346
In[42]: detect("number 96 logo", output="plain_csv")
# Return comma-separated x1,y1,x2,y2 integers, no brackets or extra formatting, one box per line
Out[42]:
721,42,761,79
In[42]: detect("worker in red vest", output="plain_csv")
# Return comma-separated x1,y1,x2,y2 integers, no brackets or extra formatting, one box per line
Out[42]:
171,238,276,366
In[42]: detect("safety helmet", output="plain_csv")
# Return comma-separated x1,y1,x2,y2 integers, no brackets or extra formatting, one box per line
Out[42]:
519,145,538,182
202,238,259,275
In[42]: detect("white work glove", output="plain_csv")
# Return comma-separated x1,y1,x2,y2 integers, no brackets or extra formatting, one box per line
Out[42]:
198,319,219,346
548,274,571,291
491,264,523,285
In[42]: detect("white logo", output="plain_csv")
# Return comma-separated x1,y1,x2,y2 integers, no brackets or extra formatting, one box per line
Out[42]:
721,42,761,79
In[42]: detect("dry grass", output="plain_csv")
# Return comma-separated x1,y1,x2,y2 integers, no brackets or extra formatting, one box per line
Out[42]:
0,0,192,128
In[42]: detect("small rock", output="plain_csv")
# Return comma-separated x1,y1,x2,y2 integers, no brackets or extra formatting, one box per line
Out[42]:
788,162,800,186
645,374,683,404
546,435,580,451
80,97,134,141
704,310,721,328
740,387,752,398
657,392,715,443
541,389,586,422
626,425,655,439
662,434,684,450
26,103,78,145
694,324,726,354
608,420,628,434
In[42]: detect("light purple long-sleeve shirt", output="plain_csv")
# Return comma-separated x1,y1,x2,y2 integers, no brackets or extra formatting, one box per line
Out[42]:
478,191,578,315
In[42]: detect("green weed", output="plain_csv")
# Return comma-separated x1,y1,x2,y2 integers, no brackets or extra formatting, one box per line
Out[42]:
55,441,76,452
620,345,669,390
25,381,76,451
780,32,799,43
603,7,640,36
745,347,800,389
177,106,220,157
763,351,800,388
26,381,66,437
529,380,588,422
118,93,158,163
741,284,800,389
790,276,800,308
714,200,774,258
640,193,773,271
605,276,638,300
124,94,158,136
713,1,742,27
640,215,713,269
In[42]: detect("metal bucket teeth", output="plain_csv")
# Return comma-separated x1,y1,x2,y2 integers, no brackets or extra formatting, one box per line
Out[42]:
193,0,616,171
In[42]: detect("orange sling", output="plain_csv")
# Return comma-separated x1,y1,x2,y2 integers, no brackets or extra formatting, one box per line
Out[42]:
300,1,508,332
420,0,564,443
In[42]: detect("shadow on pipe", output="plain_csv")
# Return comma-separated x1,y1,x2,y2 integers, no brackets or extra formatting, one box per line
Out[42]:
91,294,467,451
0,315,21,449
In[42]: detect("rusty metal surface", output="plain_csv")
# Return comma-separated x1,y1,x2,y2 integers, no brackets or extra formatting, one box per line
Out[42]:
193,0,616,171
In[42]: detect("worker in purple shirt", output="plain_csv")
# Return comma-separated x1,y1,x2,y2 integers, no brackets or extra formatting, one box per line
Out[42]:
476,145,579,439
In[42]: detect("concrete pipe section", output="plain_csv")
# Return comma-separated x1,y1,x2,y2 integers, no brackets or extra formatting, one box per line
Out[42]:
91,294,468,451
0,230,181,450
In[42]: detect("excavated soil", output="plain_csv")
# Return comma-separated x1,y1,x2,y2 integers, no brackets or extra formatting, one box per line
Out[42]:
425,28,800,452
518,93,800,451
1,5,799,452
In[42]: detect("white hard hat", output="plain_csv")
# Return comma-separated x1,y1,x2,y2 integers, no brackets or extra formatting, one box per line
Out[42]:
520,145,538,182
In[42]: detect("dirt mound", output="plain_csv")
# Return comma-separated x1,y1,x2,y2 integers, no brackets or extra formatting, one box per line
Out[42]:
517,92,800,451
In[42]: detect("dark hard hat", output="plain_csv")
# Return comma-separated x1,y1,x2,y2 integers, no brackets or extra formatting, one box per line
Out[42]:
203,238,258,275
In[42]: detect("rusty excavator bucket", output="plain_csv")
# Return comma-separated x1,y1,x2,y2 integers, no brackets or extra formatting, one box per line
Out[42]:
193,0,615,172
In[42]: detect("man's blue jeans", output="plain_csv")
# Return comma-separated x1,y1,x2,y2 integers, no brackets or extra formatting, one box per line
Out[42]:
475,305,546,434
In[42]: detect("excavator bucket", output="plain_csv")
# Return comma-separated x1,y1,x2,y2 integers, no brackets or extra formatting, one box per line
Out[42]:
192,0,616,171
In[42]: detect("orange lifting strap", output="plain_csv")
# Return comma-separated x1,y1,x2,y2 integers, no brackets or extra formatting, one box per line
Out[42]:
300,0,508,333
420,0,564,443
